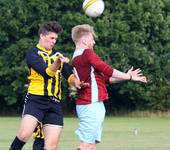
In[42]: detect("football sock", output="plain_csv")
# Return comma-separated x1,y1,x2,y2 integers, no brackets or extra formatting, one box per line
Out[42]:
9,136,25,150
33,138,44,150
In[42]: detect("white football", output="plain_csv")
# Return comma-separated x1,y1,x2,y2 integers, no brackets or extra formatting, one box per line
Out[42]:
82,0,105,18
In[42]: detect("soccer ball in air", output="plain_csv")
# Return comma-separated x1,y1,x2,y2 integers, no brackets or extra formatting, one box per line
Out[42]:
82,0,105,18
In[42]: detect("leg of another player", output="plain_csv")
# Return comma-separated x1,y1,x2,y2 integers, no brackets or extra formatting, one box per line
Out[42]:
91,143,97,150
33,138,44,150
43,125,63,150
77,141,97,150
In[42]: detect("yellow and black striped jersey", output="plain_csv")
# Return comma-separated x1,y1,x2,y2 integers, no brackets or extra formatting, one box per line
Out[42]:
26,44,74,100
33,123,44,139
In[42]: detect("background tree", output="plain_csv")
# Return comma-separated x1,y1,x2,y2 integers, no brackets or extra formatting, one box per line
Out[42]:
0,0,169,114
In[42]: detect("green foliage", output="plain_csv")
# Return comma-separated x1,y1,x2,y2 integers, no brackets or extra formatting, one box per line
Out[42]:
0,0,170,113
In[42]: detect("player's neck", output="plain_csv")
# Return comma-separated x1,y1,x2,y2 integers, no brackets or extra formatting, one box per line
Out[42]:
75,44,90,51
38,41,51,51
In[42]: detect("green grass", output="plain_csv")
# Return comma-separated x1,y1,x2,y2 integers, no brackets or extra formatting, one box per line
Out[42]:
1,116,170,150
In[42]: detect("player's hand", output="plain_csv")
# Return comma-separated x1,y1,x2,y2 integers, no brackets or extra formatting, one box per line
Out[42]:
127,67,148,83
74,80,89,89
57,54,70,63
131,75,148,83
127,67,143,76
80,81,89,88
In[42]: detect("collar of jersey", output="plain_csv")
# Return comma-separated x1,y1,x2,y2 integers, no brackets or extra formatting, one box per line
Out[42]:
72,49,85,59
36,44,52,55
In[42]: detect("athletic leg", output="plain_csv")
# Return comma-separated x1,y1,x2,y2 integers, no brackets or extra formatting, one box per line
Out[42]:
43,125,63,150
77,141,97,150
33,123,45,150
17,115,38,141
76,102,105,150
10,115,38,150
90,143,97,150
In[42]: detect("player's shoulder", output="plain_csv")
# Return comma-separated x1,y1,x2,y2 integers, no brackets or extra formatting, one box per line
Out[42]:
27,47,39,54
83,48,96,56
84,48,95,54
26,47,39,58
72,49,94,61
84,48,93,53
52,49,65,56
52,49,67,57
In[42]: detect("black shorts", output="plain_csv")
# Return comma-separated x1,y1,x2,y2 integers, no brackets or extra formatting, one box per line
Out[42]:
22,94,63,126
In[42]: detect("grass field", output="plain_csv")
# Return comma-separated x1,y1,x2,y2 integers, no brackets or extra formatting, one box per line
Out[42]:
1,116,170,150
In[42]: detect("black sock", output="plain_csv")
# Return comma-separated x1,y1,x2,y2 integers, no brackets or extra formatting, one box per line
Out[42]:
33,138,44,150
9,136,25,150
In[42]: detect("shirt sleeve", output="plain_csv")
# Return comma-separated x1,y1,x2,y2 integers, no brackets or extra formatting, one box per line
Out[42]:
104,75,110,84
26,48,51,78
62,63,74,80
83,49,114,76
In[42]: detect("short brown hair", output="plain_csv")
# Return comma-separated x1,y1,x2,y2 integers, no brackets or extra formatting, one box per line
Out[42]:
72,24,96,43
38,21,63,36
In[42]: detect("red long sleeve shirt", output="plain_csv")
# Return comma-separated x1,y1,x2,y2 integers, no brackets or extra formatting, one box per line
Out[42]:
72,49,113,105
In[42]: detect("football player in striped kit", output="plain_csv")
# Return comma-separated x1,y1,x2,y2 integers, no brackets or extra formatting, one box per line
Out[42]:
9,21,87,150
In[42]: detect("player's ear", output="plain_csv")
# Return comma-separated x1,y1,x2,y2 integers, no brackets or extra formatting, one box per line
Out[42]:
82,37,88,45
40,33,44,39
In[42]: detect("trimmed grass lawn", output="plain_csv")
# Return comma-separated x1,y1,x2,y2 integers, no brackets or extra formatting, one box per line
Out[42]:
1,116,170,150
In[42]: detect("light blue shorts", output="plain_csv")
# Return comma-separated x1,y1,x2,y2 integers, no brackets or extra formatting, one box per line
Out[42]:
75,101,106,144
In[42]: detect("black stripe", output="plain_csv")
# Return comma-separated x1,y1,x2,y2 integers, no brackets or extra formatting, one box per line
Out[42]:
44,79,48,95
44,54,49,96
51,77,56,95
51,59,54,64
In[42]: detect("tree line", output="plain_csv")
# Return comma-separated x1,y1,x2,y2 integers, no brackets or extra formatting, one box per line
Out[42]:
0,0,169,114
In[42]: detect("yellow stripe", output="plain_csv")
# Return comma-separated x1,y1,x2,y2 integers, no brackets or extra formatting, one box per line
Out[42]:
83,0,98,12
54,73,59,98
28,68,44,95
36,44,52,54
47,78,52,95
46,68,55,77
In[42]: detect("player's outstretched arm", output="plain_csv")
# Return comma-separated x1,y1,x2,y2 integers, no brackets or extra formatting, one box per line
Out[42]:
109,77,124,84
109,67,147,84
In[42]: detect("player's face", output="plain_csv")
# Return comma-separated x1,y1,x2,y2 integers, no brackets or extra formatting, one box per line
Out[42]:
86,33,95,49
40,32,58,50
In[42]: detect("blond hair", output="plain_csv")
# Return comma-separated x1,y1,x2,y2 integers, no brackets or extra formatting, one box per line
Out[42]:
72,24,97,43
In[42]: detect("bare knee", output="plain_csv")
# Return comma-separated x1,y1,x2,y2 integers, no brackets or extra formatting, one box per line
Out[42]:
17,130,31,142
44,140,58,150
44,144,57,150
